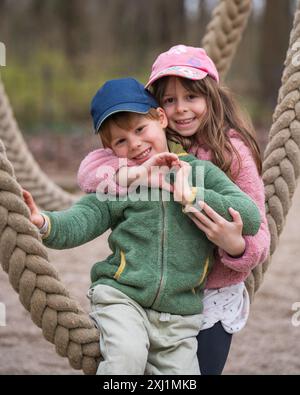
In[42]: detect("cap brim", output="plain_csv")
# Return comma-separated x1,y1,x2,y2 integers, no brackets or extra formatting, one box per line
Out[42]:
95,102,155,133
145,67,208,88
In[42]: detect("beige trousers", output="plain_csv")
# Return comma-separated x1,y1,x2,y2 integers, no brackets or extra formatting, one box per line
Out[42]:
88,284,203,375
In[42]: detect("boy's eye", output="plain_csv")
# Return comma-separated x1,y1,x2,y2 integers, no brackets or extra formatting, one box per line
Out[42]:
136,126,145,133
115,139,125,145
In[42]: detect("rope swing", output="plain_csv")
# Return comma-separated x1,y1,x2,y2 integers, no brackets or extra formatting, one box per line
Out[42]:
1,0,300,374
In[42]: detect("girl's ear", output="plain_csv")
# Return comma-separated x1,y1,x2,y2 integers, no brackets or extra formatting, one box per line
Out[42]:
157,107,168,128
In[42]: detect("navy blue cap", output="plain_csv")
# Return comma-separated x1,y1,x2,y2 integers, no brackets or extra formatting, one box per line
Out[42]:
91,78,159,133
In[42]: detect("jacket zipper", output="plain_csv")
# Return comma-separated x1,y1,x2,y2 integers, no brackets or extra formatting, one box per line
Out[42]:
113,250,126,280
151,195,166,307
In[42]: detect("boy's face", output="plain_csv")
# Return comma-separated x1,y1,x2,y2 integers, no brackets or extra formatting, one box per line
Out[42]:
109,109,169,164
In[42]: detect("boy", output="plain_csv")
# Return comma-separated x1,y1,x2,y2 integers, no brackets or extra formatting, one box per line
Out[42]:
23,78,261,375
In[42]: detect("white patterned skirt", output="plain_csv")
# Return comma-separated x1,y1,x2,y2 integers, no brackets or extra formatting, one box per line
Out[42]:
201,282,250,334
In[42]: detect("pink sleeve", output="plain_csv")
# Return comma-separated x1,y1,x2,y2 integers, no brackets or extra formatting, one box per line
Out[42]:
217,137,270,272
77,148,135,195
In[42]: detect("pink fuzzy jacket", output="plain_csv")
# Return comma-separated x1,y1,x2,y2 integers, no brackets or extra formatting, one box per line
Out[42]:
77,131,270,289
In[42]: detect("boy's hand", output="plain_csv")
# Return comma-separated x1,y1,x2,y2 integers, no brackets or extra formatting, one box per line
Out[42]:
173,161,194,205
142,152,180,171
22,189,44,228
119,152,180,192
142,152,180,192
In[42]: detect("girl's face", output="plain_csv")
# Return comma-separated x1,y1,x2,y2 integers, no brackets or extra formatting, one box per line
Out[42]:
161,77,207,137
110,108,169,164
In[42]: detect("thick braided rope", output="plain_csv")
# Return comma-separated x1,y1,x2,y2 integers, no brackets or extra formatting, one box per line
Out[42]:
0,78,76,210
202,0,252,80
0,139,100,375
244,1,300,299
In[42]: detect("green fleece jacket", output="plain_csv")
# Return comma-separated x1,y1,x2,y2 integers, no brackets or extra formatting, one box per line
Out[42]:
42,154,260,315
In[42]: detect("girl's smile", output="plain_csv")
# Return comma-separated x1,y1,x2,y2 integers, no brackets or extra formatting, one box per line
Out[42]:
174,116,198,130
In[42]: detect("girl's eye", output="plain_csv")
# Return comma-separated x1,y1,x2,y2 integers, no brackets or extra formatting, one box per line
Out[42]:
115,139,125,146
163,97,174,105
188,94,197,100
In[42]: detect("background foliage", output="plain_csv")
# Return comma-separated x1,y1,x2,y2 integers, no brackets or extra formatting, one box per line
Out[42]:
0,0,296,134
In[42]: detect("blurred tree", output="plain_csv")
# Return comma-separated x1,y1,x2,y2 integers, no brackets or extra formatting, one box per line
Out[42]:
95,0,186,73
55,0,89,66
0,0,7,33
260,0,293,108
29,1,50,44
160,0,186,46
0,0,6,13
186,0,209,46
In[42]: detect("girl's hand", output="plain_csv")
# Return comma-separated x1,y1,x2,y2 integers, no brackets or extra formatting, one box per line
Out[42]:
187,202,246,257
22,189,44,228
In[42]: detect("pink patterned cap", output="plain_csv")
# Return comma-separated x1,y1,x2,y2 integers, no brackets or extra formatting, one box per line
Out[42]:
145,45,219,88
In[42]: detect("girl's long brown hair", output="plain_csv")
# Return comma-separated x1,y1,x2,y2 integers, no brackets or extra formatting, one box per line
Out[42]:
151,76,262,180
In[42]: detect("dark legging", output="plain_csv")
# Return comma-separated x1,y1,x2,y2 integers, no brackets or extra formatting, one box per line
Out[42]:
197,321,232,375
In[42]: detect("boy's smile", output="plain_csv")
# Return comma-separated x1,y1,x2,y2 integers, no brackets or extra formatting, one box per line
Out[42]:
132,147,153,161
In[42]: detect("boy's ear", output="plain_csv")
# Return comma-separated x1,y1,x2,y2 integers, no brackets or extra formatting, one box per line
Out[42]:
157,107,168,128
98,134,104,148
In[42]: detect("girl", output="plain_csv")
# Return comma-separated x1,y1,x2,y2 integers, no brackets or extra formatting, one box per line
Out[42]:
77,45,270,374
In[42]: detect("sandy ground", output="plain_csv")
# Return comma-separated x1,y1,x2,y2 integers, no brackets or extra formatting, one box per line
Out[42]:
1,183,300,375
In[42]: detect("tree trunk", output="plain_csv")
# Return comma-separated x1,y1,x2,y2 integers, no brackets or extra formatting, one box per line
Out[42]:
260,0,293,107
55,0,88,64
